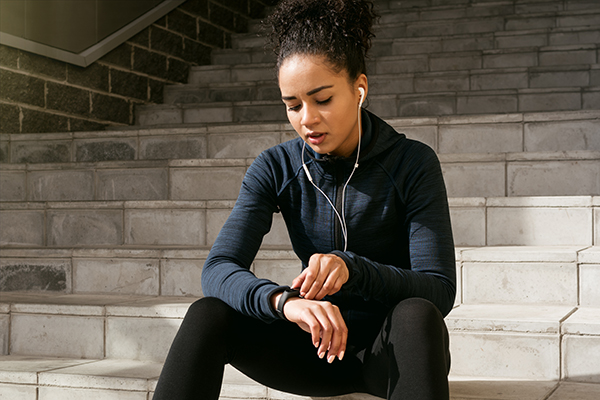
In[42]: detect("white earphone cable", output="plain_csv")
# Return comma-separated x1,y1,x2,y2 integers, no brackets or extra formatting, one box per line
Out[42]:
301,88,364,251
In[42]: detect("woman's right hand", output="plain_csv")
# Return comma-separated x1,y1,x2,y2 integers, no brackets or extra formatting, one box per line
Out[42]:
273,294,347,363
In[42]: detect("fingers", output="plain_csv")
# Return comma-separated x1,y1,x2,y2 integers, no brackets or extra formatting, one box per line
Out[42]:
295,254,349,300
283,299,348,363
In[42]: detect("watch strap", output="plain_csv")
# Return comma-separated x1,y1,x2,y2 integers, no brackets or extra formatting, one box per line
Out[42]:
276,287,301,320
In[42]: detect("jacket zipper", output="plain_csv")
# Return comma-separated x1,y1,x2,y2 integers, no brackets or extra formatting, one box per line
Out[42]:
334,164,345,250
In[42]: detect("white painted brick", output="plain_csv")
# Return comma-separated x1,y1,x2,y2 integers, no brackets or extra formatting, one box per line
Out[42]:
547,382,600,400
0,356,90,384
73,258,159,295
508,160,600,196
0,211,44,246
429,55,481,72
495,33,547,49
449,207,486,247
414,74,469,92
457,94,518,114
483,52,538,69
439,123,523,153
450,331,560,380
396,126,438,151
262,213,291,247
11,314,104,359
136,107,182,126
450,380,558,400
38,359,162,391
208,133,280,158
463,262,578,305
0,171,26,201
530,70,590,88
0,315,8,355
206,208,230,246
170,167,245,200
160,259,204,297
38,387,146,400
253,259,301,287
124,209,205,246
487,206,593,246
106,317,181,361
563,308,600,336
183,106,233,124
462,246,583,263
524,120,600,151
28,170,94,201
188,67,231,85
0,257,71,293
48,210,123,246
454,260,462,306
471,71,529,90
442,162,506,197
596,207,600,246
96,169,168,201
539,49,597,66
0,384,36,399
447,304,574,334
139,136,207,160
580,265,600,306
519,91,581,112
562,335,600,383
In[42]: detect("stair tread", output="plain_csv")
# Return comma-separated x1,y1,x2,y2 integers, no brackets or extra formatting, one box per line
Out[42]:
6,355,598,400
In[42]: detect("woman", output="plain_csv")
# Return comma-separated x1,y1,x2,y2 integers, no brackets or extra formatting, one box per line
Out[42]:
153,1,455,399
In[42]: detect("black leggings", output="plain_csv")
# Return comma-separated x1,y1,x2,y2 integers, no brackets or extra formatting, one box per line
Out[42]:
153,297,450,400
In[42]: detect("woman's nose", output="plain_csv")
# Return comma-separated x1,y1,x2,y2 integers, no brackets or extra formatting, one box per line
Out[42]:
301,104,319,127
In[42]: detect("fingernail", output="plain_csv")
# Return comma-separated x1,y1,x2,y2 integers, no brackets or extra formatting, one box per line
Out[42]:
328,355,335,363
338,351,345,361
319,352,325,359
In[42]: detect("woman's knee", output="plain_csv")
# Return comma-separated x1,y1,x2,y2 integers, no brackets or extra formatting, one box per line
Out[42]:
388,297,447,337
182,297,237,336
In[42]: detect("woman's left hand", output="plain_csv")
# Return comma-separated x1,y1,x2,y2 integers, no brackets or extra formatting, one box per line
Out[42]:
292,253,349,300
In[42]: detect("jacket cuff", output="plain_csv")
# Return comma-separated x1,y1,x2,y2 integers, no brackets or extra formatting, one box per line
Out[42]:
266,285,290,320
329,250,357,287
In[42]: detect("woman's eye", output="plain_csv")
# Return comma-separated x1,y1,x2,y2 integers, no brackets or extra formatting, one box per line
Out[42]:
287,104,301,112
317,97,332,105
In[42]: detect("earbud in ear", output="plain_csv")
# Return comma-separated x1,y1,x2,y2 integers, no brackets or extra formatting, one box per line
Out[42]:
358,87,365,107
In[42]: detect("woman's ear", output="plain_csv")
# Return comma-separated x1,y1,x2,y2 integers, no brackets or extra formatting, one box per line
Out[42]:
356,74,368,103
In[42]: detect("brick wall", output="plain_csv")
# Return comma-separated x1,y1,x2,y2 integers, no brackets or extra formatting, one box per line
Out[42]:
0,0,276,135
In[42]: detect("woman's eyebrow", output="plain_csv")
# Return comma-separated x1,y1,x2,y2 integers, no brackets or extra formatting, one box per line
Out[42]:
281,85,334,101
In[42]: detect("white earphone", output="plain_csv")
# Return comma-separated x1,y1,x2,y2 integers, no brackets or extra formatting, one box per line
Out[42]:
301,86,365,251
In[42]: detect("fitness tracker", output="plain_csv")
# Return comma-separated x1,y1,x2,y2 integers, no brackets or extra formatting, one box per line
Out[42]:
276,287,301,320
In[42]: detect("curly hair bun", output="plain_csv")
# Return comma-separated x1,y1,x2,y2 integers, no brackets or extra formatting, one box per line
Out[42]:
264,0,377,80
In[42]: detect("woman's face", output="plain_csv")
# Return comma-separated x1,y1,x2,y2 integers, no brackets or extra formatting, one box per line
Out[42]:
278,54,367,158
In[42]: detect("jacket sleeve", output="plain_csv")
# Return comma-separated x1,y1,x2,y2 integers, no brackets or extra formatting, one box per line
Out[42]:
332,144,456,317
201,152,287,323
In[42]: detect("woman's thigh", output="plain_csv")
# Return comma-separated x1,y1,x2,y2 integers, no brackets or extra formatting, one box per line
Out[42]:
223,299,367,396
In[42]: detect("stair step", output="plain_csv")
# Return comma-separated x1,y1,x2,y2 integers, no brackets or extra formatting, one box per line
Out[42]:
188,63,276,85
2,110,597,163
5,355,599,400
213,25,600,66
0,191,598,246
168,63,599,105
1,245,598,304
2,292,600,382
2,150,599,203
373,8,600,40
135,86,600,125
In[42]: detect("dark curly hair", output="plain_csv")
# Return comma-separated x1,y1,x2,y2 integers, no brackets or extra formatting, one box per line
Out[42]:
264,0,378,81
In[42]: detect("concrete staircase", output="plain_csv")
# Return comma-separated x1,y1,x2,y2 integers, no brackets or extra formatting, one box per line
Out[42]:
1,0,600,399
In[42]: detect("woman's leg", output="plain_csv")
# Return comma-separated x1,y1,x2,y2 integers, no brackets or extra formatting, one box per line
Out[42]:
360,297,451,400
153,297,367,400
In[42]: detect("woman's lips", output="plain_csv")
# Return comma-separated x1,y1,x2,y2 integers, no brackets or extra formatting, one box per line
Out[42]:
306,132,325,145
